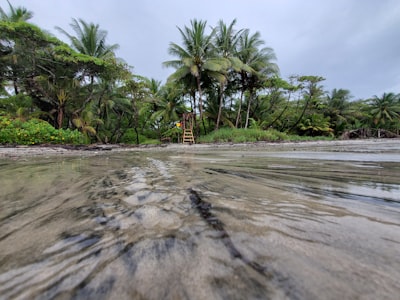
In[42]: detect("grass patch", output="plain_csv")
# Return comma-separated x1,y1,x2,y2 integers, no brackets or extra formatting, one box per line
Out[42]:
197,128,289,143
197,128,335,144
286,135,335,142
120,129,162,145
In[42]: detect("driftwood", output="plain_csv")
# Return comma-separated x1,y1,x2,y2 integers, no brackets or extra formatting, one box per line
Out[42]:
341,128,399,139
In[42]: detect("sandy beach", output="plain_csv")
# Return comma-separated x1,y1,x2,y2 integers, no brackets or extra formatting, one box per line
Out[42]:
1,138,399,160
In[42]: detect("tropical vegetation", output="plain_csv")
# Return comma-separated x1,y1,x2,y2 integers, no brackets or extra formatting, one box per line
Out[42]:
1,2,399,145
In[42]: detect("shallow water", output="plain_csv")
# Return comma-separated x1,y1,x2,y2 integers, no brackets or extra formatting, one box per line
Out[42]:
1,141,400,299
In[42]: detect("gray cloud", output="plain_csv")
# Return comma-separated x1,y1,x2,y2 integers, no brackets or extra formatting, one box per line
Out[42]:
3,0,400,99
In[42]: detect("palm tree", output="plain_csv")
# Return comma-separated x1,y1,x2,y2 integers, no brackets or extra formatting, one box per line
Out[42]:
151,82,186,126
56,19,119,59
213,19,246,129
163,19,228,134
72,108,102,140
56,19,120,118
0,0,33,22
369,92,400,133
33,75,79,129
287,75,325,133
324,88,352,135
141,78,170,136
235,30,279,128
298,113,333,136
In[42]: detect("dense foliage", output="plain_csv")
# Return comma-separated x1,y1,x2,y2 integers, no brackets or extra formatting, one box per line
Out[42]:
0,115,84,144
1,2,399,145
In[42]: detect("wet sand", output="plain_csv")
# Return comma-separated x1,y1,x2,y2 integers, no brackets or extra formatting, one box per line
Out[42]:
1,138,399,299
1,138,399,159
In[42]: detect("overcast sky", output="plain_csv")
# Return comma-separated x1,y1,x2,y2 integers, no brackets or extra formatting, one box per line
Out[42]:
3,0,400,99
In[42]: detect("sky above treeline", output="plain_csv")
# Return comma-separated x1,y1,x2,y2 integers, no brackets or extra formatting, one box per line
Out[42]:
3,0,400,100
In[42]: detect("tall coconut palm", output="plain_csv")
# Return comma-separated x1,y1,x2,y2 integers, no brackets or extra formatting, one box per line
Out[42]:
163,19,228,134
56,19,120,118
213,19,247,129
235,30,279,128
0,0,33,22
56,19,119,60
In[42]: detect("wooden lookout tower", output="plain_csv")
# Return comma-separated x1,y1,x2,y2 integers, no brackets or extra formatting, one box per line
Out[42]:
182,112,195,144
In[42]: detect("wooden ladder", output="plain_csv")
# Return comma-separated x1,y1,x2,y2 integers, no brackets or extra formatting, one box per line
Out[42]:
182,129,195,144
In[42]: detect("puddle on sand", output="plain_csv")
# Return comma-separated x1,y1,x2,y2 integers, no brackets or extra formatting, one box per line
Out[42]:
0,141,400,299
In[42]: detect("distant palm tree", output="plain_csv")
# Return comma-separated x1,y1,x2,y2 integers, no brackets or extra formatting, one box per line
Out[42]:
56,18,120,110
369,92,400,130
164,19,228,134
0,0,33,22
56,19,119,60
287,75,325,133
151,81,186,125
324,88,352,135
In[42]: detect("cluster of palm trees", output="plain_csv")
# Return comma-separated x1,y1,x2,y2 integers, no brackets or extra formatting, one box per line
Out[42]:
165,19,400,138
1,1,399,144
164,19,279,133
162,19,399,138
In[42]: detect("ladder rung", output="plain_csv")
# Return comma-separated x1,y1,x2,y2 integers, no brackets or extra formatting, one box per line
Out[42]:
182,129,195,144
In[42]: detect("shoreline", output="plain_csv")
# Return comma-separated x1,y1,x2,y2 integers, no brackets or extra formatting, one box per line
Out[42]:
1,138,399,160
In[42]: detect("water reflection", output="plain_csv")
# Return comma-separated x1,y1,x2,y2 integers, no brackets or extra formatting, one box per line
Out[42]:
1,142,400,299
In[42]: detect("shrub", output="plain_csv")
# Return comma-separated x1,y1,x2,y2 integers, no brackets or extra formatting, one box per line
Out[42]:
0,116,85,145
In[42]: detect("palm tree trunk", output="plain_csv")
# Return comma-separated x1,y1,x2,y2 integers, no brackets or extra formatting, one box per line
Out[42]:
216,83,225,130
266,101,290,128
289,96,311,132
57,107,64,129
13,79,19,95
191,91,197,130
244,88,254,129
244,95,251,129
235,89,244,128
196,76,206,135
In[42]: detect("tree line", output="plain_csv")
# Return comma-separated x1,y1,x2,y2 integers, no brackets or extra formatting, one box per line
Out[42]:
1,1,399,145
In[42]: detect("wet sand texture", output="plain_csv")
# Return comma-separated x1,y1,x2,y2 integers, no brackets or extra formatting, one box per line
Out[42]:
0,139,399,299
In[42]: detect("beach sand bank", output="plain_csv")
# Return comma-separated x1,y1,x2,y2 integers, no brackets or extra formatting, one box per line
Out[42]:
1,138,399,160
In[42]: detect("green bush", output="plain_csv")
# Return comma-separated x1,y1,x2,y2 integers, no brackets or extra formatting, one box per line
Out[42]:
0,116,85,145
